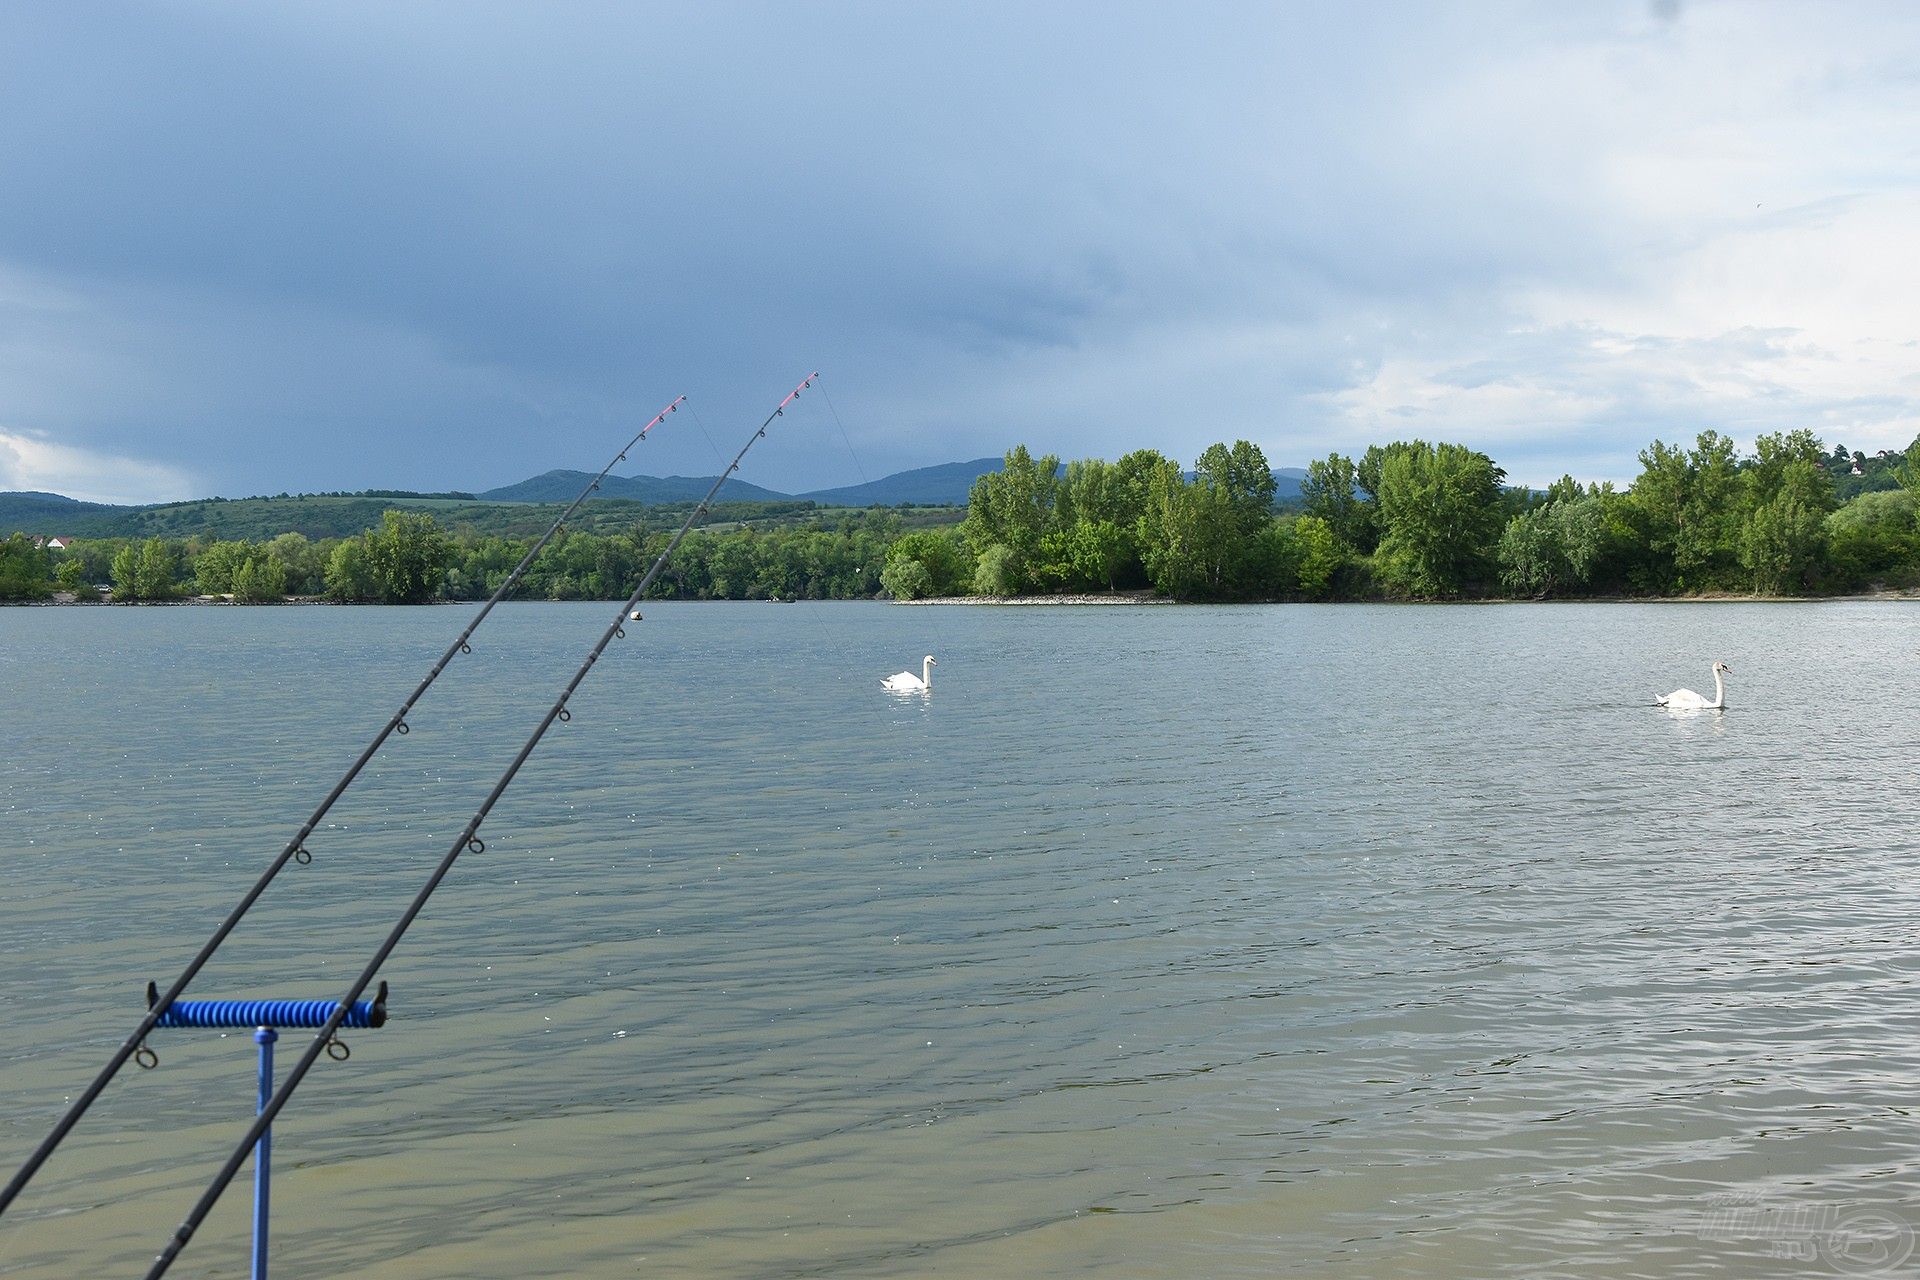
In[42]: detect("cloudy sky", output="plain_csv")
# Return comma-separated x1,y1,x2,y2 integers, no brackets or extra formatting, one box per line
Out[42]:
1,1,1917,504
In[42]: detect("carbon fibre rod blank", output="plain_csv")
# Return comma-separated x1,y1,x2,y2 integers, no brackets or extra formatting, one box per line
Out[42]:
142,372,816,1279
0,395,684,1220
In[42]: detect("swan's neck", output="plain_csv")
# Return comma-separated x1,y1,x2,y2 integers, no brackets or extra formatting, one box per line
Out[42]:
922,658,933,687
1710,668,1724,708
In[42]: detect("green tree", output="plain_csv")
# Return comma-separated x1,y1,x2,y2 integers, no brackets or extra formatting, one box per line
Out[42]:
266,532,325,595
1498,505,1569,597
1497,495,1619,597
1541,474,1585,506
879,556,934,600
451,535,526,599
1194,440,1277,535
1629,431,1742,590
54,557,88,594
1289,515,1346,599
1827,489,1919,584
1357,442,1418,503
117,537,179,600
972,543,1018,596
0,534,52,600
1371,441,1506,597
1747,430,1832,509
1740,492,1827,593
195,540,252,595
111,543,139,599
1135,455,1202,597
882,530,970,598
232,554,289,602
1301,453,1371,551
1109,449,1174,522
362,510,454,603
1897,434,1920,493
325,537,379,601
705,534,758,598
1067,518,1134,591
960,446,1060,593
1681,433,1743,587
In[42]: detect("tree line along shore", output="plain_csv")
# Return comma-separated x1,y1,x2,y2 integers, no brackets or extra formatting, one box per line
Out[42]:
3,429,1916,604
890,429,1917,601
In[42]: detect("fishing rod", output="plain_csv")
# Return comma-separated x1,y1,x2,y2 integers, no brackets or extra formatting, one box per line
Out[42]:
0,395,685,1220
143,372,817,1279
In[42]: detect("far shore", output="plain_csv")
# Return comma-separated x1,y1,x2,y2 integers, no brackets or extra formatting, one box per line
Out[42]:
900,588,1920,606
10,588,1920,608
901,590,1171,606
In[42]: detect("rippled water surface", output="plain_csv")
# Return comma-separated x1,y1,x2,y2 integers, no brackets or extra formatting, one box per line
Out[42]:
3,600,1919,1278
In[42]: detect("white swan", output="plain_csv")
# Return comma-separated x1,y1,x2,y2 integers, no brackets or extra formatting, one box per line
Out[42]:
882,655,936,692
1656,661,1730,710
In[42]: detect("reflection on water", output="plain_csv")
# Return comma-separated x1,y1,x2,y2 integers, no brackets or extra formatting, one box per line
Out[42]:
1,600,1917,1278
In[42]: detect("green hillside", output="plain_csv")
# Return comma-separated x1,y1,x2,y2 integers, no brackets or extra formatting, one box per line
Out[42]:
0,489,963,542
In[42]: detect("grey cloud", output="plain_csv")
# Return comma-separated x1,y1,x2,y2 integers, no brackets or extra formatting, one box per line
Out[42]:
0,1,1916,498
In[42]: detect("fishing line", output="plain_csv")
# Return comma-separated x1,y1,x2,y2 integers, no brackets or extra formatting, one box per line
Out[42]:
141,373,818,1280
817,382,871,488
686,400,730,471
0,395,686,1220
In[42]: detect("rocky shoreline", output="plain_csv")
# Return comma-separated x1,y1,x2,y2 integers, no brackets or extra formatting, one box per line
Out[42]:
898,590,1170,606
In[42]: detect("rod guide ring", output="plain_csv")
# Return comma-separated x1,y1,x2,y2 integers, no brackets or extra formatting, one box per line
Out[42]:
293,847,312,866
325,1038,350,1062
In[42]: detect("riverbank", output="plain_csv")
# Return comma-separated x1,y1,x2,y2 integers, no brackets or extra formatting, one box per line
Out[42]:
900,590,1170,606
12,586,1920,607
899,587,1920,605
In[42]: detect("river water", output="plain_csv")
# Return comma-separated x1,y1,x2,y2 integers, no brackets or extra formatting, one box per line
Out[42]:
1,600,1917,1278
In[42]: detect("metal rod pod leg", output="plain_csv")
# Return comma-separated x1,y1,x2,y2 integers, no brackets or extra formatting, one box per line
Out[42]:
253,1027,276,1280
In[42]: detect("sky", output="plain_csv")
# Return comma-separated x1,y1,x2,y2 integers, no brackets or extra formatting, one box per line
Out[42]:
1,1,1918,504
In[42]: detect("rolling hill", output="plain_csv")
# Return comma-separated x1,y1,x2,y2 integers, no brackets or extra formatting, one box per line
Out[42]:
479,469,794,504
1,457,1314,542
799,458,1005,507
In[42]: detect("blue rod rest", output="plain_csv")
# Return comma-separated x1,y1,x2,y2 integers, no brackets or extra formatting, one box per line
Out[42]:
146,981,388,1030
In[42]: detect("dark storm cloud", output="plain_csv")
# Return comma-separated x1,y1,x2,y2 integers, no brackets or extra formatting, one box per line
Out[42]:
0,2,1916,501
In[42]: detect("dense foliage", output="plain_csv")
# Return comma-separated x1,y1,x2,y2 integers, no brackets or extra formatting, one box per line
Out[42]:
22,509,902,604
879,430,1920,602
12,428,1920,606
0,533,52,600
917,442,1315,600
0,489,860,542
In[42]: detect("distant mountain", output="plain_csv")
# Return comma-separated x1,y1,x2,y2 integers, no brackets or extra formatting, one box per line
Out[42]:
800,458,1004,507
479,457,1002,508
479,469,793,505
805,459,1308,507
0,491,123,532
1,457,1318,542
